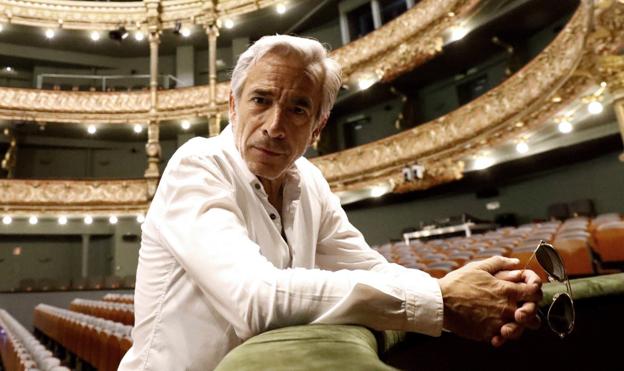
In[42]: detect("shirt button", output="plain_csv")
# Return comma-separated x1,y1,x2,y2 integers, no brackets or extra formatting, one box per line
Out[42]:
270,213,277,220
254,183,261,190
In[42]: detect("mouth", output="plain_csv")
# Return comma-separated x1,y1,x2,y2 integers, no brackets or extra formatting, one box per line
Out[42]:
252,146,284,156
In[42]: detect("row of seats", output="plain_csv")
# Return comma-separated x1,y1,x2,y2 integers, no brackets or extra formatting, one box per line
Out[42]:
374,213,623,278
0,309,68,371
69,299,134,326
13,275,136,293
34,304,132,371
102,293,134,304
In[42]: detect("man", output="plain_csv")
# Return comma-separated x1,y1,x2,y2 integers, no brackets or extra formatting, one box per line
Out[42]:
119,35,541,371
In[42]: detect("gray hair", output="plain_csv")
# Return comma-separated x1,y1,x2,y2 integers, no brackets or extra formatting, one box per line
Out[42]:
230,34,342,125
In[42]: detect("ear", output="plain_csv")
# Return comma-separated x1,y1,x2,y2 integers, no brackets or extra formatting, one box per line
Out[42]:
229,92,237,124
311,115,328,144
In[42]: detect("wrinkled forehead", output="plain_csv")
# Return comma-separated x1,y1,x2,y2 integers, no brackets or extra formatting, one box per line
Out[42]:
244,52,323,98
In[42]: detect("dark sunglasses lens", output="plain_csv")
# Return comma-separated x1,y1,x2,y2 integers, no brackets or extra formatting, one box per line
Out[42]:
548,293,574,336
536,244,565,281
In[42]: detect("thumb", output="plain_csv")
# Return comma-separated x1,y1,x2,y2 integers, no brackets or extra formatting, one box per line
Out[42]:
473,256,520,274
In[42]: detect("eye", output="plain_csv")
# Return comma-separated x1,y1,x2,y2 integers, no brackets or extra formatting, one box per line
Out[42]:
251,96,269,105
292,106,308,115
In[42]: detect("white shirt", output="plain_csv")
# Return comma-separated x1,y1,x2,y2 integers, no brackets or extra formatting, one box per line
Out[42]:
118,126,443,371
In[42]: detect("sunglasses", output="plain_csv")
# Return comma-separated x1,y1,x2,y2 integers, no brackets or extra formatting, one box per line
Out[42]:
524,240,575,338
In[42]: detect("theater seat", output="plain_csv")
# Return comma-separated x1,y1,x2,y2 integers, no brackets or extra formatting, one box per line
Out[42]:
593,221,624,262
552,237,594,276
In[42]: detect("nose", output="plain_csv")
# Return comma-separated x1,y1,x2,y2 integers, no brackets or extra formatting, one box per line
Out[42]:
263,106,287,139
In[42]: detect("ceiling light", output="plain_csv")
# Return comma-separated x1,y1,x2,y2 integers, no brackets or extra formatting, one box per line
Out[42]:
109,215,118,224
448,26,468,43
357,77,376,90
558,120,573,134
4,66,12,72
90,31,101,41
0,24,4,32
2,216,12,225
58,216,68,225
370,186,386,198
29,216,38,225
133,124,143,133
276,3,287,14
515,141,529,154
181,120,191,130
45,29,56,39
223,19,234,29
180,27,192,38
84,215,93,225
587,101,603,115
87,125,97,134
473,156,495,170
136,214,145,223
134,31,145,41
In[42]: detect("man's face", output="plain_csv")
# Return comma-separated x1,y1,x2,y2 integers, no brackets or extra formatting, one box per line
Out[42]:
230,52,324,181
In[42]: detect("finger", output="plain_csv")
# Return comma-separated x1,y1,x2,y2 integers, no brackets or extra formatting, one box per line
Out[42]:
491,335,506,348
501,281,542,302
494,270,523,282
520,269,543,288
515,302,541,329
500,322,524,341
473,256,520,274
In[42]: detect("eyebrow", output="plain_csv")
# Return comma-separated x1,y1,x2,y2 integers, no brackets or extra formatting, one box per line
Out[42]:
249,88,313,109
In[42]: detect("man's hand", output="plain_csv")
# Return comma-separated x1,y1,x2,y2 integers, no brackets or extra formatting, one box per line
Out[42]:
437,256,542,343
491,269,542,347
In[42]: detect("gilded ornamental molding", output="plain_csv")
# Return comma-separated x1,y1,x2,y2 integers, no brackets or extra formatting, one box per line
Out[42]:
313,0,593,193
331,0,480,84
0,0,283,30
0,179,150,213
0,0,482,124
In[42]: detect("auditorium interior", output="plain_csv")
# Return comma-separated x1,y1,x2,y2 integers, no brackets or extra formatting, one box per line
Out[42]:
1,0,623,370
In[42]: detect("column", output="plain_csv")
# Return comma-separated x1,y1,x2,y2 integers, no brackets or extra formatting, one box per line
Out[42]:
614,99,624,162
206,23,220,137
81,234,90,278
371,0,382,29
339,9,350,45
144,31,162,182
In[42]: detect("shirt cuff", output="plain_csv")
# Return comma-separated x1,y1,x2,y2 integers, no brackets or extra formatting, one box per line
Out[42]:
403,272,444,337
